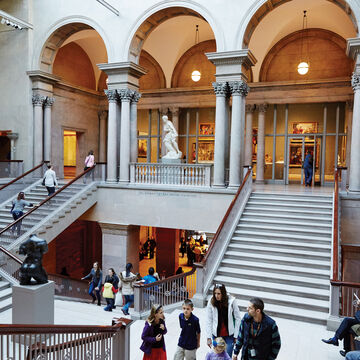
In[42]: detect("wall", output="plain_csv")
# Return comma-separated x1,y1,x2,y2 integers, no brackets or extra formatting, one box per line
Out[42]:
139,50,166,90
340,197,360,245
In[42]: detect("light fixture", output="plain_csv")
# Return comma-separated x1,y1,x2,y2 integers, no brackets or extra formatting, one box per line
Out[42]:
297,10,309,75
191,25,201,82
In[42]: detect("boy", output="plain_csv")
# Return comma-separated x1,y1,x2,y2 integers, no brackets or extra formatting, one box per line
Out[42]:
102,277,118,312
174,299,201,360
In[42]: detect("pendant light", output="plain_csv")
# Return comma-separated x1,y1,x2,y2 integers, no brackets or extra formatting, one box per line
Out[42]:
191,25,201,82
297,10,309,75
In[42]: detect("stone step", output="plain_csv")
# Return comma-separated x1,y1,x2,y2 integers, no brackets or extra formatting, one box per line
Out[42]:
246,201,333,211
0,296,12,313
242,211,332,224
239,217,332,229
244,206,332,217
0,287,12,301
250,194,333,204
251,192,332,201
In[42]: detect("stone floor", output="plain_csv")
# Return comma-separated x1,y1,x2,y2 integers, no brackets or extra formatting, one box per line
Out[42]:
0,299,345,360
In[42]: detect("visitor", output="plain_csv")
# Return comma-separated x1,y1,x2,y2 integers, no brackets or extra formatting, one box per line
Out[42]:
143,267,158,285
104,268,119,309
11,192,33,236
232,297,281,360
83,150,95,183
81,261,102,306
174,298,201,360
43,164,58,197
149,238,156,259
140,304,167,360
322,298,360,357
175,267,184,275
102,277,118,312
180,237,186,258
120,262,138,315
303,150,313,187
346,350,360,360
207,284,241,357
205,337,231,360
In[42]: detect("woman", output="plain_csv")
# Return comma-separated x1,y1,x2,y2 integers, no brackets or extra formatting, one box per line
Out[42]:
43,164,58,196
11,192,33,236
81,261,102,306
140,304,167,359
105,268,119,309
83,150,95,183
206,284,241,357
120,262,138,315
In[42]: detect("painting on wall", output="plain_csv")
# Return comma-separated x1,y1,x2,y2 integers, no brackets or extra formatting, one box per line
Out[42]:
138,139,147,158
199,123,215,135
289,142,320,167
192,141,214,163
292,122,318,134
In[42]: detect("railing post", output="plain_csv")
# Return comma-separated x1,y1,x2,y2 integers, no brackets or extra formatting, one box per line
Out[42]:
192,264,206,308
205,166,211,186
112,325,131,360
130,163,135,183
133,284,142,319
328,284,341,331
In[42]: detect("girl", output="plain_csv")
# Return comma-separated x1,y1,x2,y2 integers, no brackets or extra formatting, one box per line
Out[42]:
11,192,33,236
119,263,138,315
205,337,231,360
102,277,118,312
81,261,103,306
140,304,167,359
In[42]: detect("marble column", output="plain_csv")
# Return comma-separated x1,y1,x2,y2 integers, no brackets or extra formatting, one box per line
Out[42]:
118,89,133,183
104,90,118,182
7,132,18,160
32,94,45,166
228,81,249,188
256,103,268,183
245,104,256,167
98,110,108,163
130,91,141,163
349,74,360,192
345,100,353,179
43,97,55,162
212,82,228,187
170,107,180,133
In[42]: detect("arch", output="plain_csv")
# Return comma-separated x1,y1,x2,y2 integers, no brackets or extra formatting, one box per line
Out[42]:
236,0,360,50
124,1,224,63
139,50,166,90
259,28,353,82
32,16,111,73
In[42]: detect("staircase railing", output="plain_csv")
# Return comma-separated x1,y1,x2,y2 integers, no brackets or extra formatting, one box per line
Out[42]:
0,319,132,360
192,168,253,306
0,161,48,204
0,164,105,251
0,160,23,179
133,267,196,319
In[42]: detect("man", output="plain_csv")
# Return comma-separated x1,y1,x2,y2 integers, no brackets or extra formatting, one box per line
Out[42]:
346,349,360,360
322,299,360,357
303,150,313,187
232,297,281,360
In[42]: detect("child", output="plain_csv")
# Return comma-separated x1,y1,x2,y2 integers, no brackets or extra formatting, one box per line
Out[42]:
102,277,117,311
205,337,231,360
140,304,167,359
173,299,201,360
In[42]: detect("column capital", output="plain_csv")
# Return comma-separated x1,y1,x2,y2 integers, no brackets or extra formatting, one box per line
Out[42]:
352,73,360,91
169,107,179,116
7,132,18,141
32,94,46,106
346,99,354,110
229,80,249,97
159,106,169,115
258,103,269,113
245,104,256,113
104,89,117,103
98,110,108,121
44,96,55,107
212,82,229,96
118,88,133,102
131,91,141,103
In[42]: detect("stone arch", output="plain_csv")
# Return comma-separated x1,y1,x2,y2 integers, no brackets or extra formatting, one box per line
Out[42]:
34,17,111,73
139,50,166,90
125,1,223,63
237,0,359,50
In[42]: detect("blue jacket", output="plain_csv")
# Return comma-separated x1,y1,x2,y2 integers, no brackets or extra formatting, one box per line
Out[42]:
303,153,313,168
83,269,102,288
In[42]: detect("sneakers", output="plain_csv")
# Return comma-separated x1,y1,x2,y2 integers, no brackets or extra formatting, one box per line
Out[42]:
339,350,347,357
121,308,129,316
321,337,339,346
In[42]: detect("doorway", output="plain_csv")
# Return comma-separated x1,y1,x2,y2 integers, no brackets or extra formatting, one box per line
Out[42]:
63,130,77,178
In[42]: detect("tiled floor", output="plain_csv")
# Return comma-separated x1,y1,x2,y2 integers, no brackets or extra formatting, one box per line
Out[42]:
0,299,344,360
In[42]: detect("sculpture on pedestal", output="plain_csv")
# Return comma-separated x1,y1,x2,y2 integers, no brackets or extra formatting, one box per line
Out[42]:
162,115,182,159
19,235,48,285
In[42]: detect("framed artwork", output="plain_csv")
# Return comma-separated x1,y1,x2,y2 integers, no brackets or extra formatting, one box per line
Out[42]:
252,128,258,160
192,141,214,163
199,123,215,135
289,142,320,167
292,122,318,134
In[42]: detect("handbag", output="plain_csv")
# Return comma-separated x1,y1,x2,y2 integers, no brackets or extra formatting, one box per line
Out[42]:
114,290,124,306
10,203,14,214
42,178,46,186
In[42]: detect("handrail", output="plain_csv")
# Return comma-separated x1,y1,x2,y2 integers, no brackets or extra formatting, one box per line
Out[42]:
0,165,96,238
0,161,47,192
0,245,22,264
0,160,23,163
198,167,252,267
331,280,360,287
332,168,340,281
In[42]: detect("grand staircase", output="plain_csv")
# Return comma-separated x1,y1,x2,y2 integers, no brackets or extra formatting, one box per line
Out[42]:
212,191,333,325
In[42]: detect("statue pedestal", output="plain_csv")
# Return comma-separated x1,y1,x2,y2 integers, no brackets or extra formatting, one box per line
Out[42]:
12,281,55,324
161,158,182,164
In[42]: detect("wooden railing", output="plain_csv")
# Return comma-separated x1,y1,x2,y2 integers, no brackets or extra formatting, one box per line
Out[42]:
332,167,340,282
130,162,212,186
0,319,132,360
133,267,196,318
193,168,253,305
331,280,360,317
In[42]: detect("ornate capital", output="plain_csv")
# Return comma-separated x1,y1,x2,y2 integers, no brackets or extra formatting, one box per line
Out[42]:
131,91,141,103
44,97,55,107
245,104,256,113
104,89,117,103
98,110,108,121
258,103,268,113
212,82,228,97
32,94,46,106
229,81,249,97
352,73,360,91
159,107,169,115
169,107,179,117
118,89,133,102
346,99,354,110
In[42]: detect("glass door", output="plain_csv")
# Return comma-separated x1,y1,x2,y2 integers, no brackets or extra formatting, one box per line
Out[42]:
286,136,305,184
313,135,322,185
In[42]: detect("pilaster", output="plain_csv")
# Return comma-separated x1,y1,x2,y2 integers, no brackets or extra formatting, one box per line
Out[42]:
256,103,268,184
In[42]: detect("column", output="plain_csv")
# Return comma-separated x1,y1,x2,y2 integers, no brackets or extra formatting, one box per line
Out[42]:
130,91,141,163
256,103,268,183
32,94,45,166
228,81,249,188
212,82,228,187
345,100,353,175
245,104,255,166
170,107,179,133
349,74,360,192
98,110,107,163
118,89,133,183
7,133,18,160
43,97,55,162
99,223,140,274
104,90,118,182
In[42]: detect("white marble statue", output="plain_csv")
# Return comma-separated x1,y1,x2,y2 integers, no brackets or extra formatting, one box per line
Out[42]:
162,115,182,159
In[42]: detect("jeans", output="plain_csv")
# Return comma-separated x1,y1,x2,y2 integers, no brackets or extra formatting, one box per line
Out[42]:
88,282,101,304
213,335,235,357
46,186,56,196
104,298,114,311
122,294,134,313
304,167,313,185
173,345,197,360
346,351,360,360
12,210,23,236
336,317,358,352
